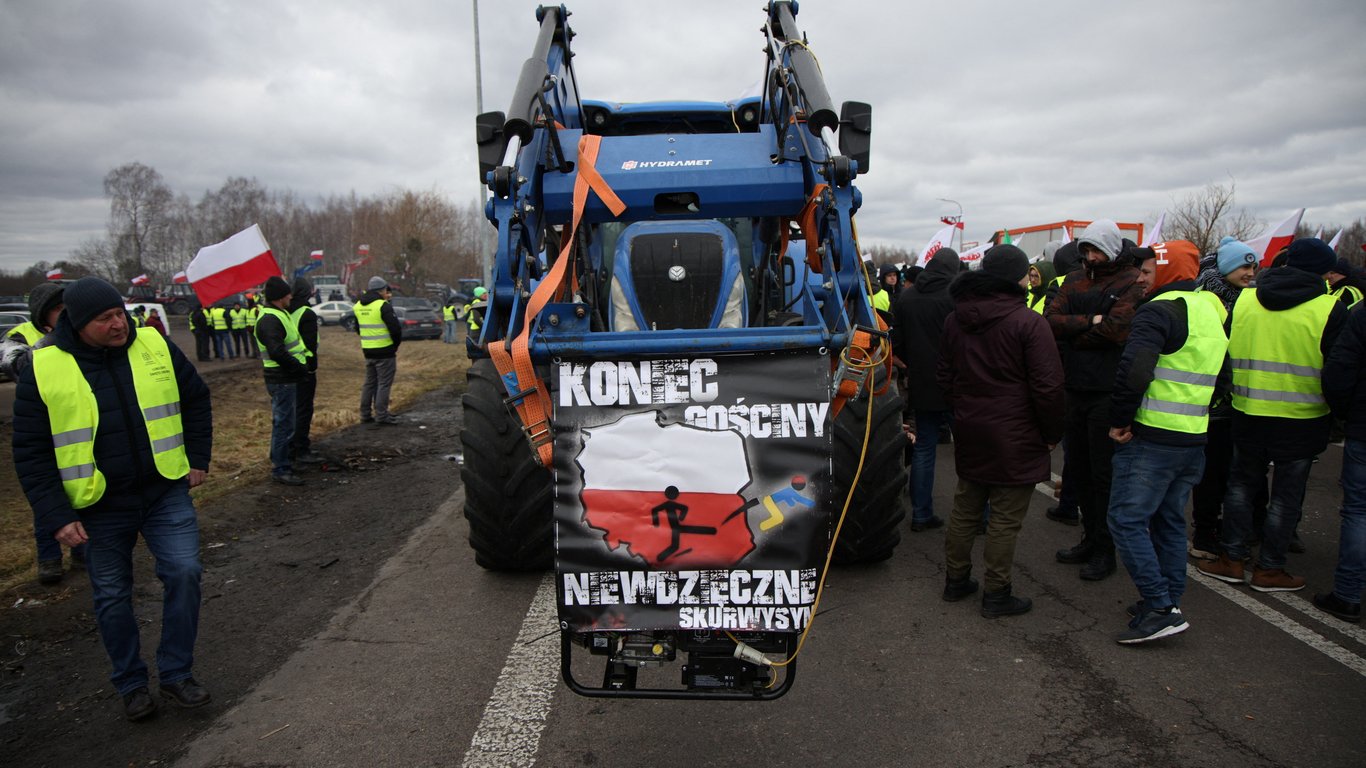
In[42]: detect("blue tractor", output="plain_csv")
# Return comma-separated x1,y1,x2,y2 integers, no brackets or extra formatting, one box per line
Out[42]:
462,2,906,697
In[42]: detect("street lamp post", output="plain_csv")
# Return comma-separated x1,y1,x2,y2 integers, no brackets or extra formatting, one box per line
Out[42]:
938,198,963,251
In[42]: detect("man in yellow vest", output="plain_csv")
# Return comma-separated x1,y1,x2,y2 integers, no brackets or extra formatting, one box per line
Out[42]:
2,282,90,585
1327,257,1364,308
229,300,249,359
1106,242,1227,643
441,298,458,343
13,277,213,721
354,276,402,424
255,276,310,485
1198,238,1350,592
210,303,231,360
244,298,260,359
287,277,324,464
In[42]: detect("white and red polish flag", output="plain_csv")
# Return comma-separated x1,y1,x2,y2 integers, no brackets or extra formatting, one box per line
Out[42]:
1060,223,1072,244
1328,229,1343,250
130,273,151,286
956,241,991,269
915,223,962,267
309,249,324,260
1141,212,1166,246
1244,208,1305,267
172,270,189,284
45,267,63,279
186,224,283,307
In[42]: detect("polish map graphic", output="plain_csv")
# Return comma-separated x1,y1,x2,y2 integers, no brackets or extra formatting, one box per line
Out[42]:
576,412,755,568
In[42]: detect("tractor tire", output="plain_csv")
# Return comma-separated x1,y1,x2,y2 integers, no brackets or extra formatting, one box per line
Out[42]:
168,299,189,315
830,380,908,565
459,358,554,570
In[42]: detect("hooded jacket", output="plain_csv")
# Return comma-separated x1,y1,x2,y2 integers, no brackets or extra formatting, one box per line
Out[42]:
1227,265,1348,457
1324,302,1366,441
892,249,960,411
1028,260,1058,312
354,288,403,359
289,278,320,372
937,271,1065,485
13,313,212,540
1045,249,1144,392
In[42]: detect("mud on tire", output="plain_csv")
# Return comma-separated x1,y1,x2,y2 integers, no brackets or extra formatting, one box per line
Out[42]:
460,358,553,570
830,380,908,564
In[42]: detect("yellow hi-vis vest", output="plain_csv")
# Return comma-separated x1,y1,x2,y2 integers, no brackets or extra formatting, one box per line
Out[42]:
255,306,307,367
442,305,455,322
1029,292,1047,314
211,307,228,330
1134,291,1229,434
229,308,247,329
1229,289,1336,419
289,305,316,362
7,321,43,344
871,289,890,313
354,299,394,349
31,328,189,509
1332,283,1363,308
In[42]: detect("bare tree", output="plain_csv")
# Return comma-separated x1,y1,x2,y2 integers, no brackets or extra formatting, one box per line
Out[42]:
104,162,173,278
1165,181,1260,256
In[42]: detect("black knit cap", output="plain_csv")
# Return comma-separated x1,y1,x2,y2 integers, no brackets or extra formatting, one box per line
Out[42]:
981,244,1030,284
1284,238,1337,276
62,276,125,331
26,282,65,323
263,275,292,302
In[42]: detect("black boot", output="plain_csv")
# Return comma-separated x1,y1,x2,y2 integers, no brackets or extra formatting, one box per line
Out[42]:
1080,548,1117,581
981,585,1032,618
943,573,979,602
1056,537,1094,564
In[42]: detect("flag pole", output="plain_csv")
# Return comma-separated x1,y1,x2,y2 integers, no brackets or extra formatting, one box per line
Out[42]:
938,198,963,251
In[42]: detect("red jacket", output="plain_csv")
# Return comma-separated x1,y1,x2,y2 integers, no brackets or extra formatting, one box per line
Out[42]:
937,273,1066,485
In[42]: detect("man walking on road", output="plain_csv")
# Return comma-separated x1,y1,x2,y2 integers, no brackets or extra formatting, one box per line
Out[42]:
1106,242,1228,643
1197,238,1348,591
937,245,1065,618
355,276,402,424
255,276,310,486
1046,220,1145,581
12,276,213,721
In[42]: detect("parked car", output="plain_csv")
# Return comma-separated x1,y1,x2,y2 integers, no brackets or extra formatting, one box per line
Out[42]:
312,301,354,326
125,303,171,334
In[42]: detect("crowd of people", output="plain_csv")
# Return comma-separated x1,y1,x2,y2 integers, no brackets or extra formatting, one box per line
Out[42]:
3,271,413,721
883,222,1365,642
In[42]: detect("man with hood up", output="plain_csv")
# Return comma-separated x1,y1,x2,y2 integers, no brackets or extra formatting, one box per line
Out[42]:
937,245,1064,618
1045,220,1146,581
1198,238,1349,592
892,247,962,531
1028,258,1059,314
1044,240,1085,527
288,276,324,465
1106,241,1228,643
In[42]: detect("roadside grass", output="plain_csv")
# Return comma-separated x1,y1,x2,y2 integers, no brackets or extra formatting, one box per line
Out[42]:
0,329,469,591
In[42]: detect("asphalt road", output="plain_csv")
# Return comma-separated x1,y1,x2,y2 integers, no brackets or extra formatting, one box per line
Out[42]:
172,438,1365,767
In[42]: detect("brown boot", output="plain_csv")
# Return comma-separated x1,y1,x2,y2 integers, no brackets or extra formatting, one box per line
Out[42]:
1196,554,1245,584
1250,567,1306,593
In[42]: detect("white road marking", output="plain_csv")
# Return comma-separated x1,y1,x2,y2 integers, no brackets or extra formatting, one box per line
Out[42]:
462,573,560,768
1269,591,1366,646
1035,473,1366,677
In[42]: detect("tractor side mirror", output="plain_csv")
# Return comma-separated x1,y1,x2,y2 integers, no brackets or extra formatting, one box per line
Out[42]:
476,111,507,182
838,101,872,175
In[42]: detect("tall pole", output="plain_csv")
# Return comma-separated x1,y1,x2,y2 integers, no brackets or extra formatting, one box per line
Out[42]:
472,0,492,288
938,198,963,251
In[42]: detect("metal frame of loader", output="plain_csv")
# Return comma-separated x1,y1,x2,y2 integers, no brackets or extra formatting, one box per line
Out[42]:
463,1,905,699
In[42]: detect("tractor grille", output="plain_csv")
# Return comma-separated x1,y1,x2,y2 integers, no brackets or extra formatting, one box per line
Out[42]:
629,232,725,330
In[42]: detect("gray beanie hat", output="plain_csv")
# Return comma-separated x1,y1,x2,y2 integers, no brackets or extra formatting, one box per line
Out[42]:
27,282,65,326
367,276,388,290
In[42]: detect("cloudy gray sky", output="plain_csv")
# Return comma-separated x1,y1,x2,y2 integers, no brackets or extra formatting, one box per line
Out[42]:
2,0,1364,273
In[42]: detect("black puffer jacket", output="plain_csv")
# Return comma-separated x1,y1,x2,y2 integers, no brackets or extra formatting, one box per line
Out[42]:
1229,266,1349,457
1325,303,1366,441
892,249,960,410
13,315,212,539
256,304,310,383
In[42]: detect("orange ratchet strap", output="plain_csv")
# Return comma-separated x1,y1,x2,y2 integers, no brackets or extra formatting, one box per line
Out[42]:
488,134,626,467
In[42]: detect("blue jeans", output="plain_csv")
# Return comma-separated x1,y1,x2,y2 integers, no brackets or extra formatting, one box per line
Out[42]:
81,484,203,695
266,381,298,475
443,320,458,343
212,330,229,359
910,409,949,522
1332,438,1366,603
1107,438,1205,610
1220,444,1314,570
